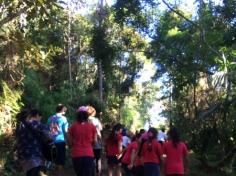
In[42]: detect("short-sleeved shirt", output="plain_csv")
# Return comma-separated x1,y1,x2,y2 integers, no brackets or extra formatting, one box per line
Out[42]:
163,140,188,175
89,116,102,149
106,133,122,156
141,139,163,164
134,156,143,166
47,113,68,143
15,120,50,171
122,141,138,164
122,136,131,148
157,131,167,142
68,122,97,157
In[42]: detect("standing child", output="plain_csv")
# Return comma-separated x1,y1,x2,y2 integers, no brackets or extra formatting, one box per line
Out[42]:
129,129,146,176
87,105,103,176
141,127,163,176
105,123,123,176
122,133,138,176
68,106,97,176
47,104,69,176
163,127,189,176
16,109,51,176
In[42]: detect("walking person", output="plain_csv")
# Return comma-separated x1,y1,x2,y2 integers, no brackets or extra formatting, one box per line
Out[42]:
87,105,103,176
141,127,163,176
122,133,138,176
122,128,131,149
157,127,167,145
162,127,189,176
47,104,69,176
68,106,97,176
15,109,51,176
105,123,123,176
129,129,146,176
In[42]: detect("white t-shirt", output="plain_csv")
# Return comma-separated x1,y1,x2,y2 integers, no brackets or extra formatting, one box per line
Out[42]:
157,130,167,142
122,135,131,148
89,116,102,136
89,116,102,149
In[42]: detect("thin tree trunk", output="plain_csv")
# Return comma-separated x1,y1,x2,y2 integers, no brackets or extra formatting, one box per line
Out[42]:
98,0,104,109
98,60,103,104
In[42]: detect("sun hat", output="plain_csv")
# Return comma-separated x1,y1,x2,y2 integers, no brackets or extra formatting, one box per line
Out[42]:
76,106,88,112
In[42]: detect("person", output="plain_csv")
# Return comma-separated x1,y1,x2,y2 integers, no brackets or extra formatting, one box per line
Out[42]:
157,127,167,145
67,106,97,176
47,104,69,176
141,127,163,176
105,123,123,176
129,129,146,176
162,127,189,176
87,105,103,176
15,109,51,176
122,128,131,149
122,133,138,176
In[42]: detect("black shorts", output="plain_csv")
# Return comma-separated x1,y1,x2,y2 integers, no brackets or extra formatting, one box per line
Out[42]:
107,156,119,165
93,149,101,160
55,142,66,165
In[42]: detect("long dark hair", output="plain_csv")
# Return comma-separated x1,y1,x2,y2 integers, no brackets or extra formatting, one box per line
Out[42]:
137,129,147,157
168,126,180,148
29,109,42,117
147,127,157,152
76,111,89,123
107,123,123,144
16,109,29,122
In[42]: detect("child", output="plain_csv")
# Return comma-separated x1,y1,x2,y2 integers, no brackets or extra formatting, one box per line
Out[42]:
130,129,146,176
122,133,138,176
163,127,189,176
141,127,163,176
68,106,97,176
105,123,123,176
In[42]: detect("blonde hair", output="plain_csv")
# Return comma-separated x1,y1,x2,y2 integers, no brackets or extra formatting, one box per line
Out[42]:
87,105,96,117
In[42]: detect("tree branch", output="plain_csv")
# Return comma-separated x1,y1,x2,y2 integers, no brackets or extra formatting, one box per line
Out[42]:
162,0,197,27
161,0,222,58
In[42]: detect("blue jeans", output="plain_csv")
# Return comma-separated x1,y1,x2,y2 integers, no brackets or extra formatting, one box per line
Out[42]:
72,156,95,176
144,163,160,176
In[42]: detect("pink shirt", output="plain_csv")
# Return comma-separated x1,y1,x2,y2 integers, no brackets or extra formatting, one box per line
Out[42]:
68,122,97,157
163,140,188,174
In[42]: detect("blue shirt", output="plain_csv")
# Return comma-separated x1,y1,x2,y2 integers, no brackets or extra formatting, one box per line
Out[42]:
47,113,69,143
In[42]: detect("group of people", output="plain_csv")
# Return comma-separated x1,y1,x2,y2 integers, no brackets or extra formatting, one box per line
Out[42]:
15,104,102,176
15,104,189,176
105,126,189,176
15,104,69,176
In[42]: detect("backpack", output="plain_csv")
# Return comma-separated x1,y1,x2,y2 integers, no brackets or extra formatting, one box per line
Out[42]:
49,115,60,136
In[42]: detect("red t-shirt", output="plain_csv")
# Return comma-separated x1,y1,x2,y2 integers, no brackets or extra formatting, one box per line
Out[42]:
122,141,138,164
134,156,143,166
68,122,97,157
106,133,122,156
141,139,163,164
163,140,188,174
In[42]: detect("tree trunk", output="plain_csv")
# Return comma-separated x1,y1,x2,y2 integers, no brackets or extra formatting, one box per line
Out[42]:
98,60,103,104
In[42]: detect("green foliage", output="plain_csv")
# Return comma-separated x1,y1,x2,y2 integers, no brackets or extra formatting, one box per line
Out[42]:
0,81,23,135
148,1,236,173
2,0,236,174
